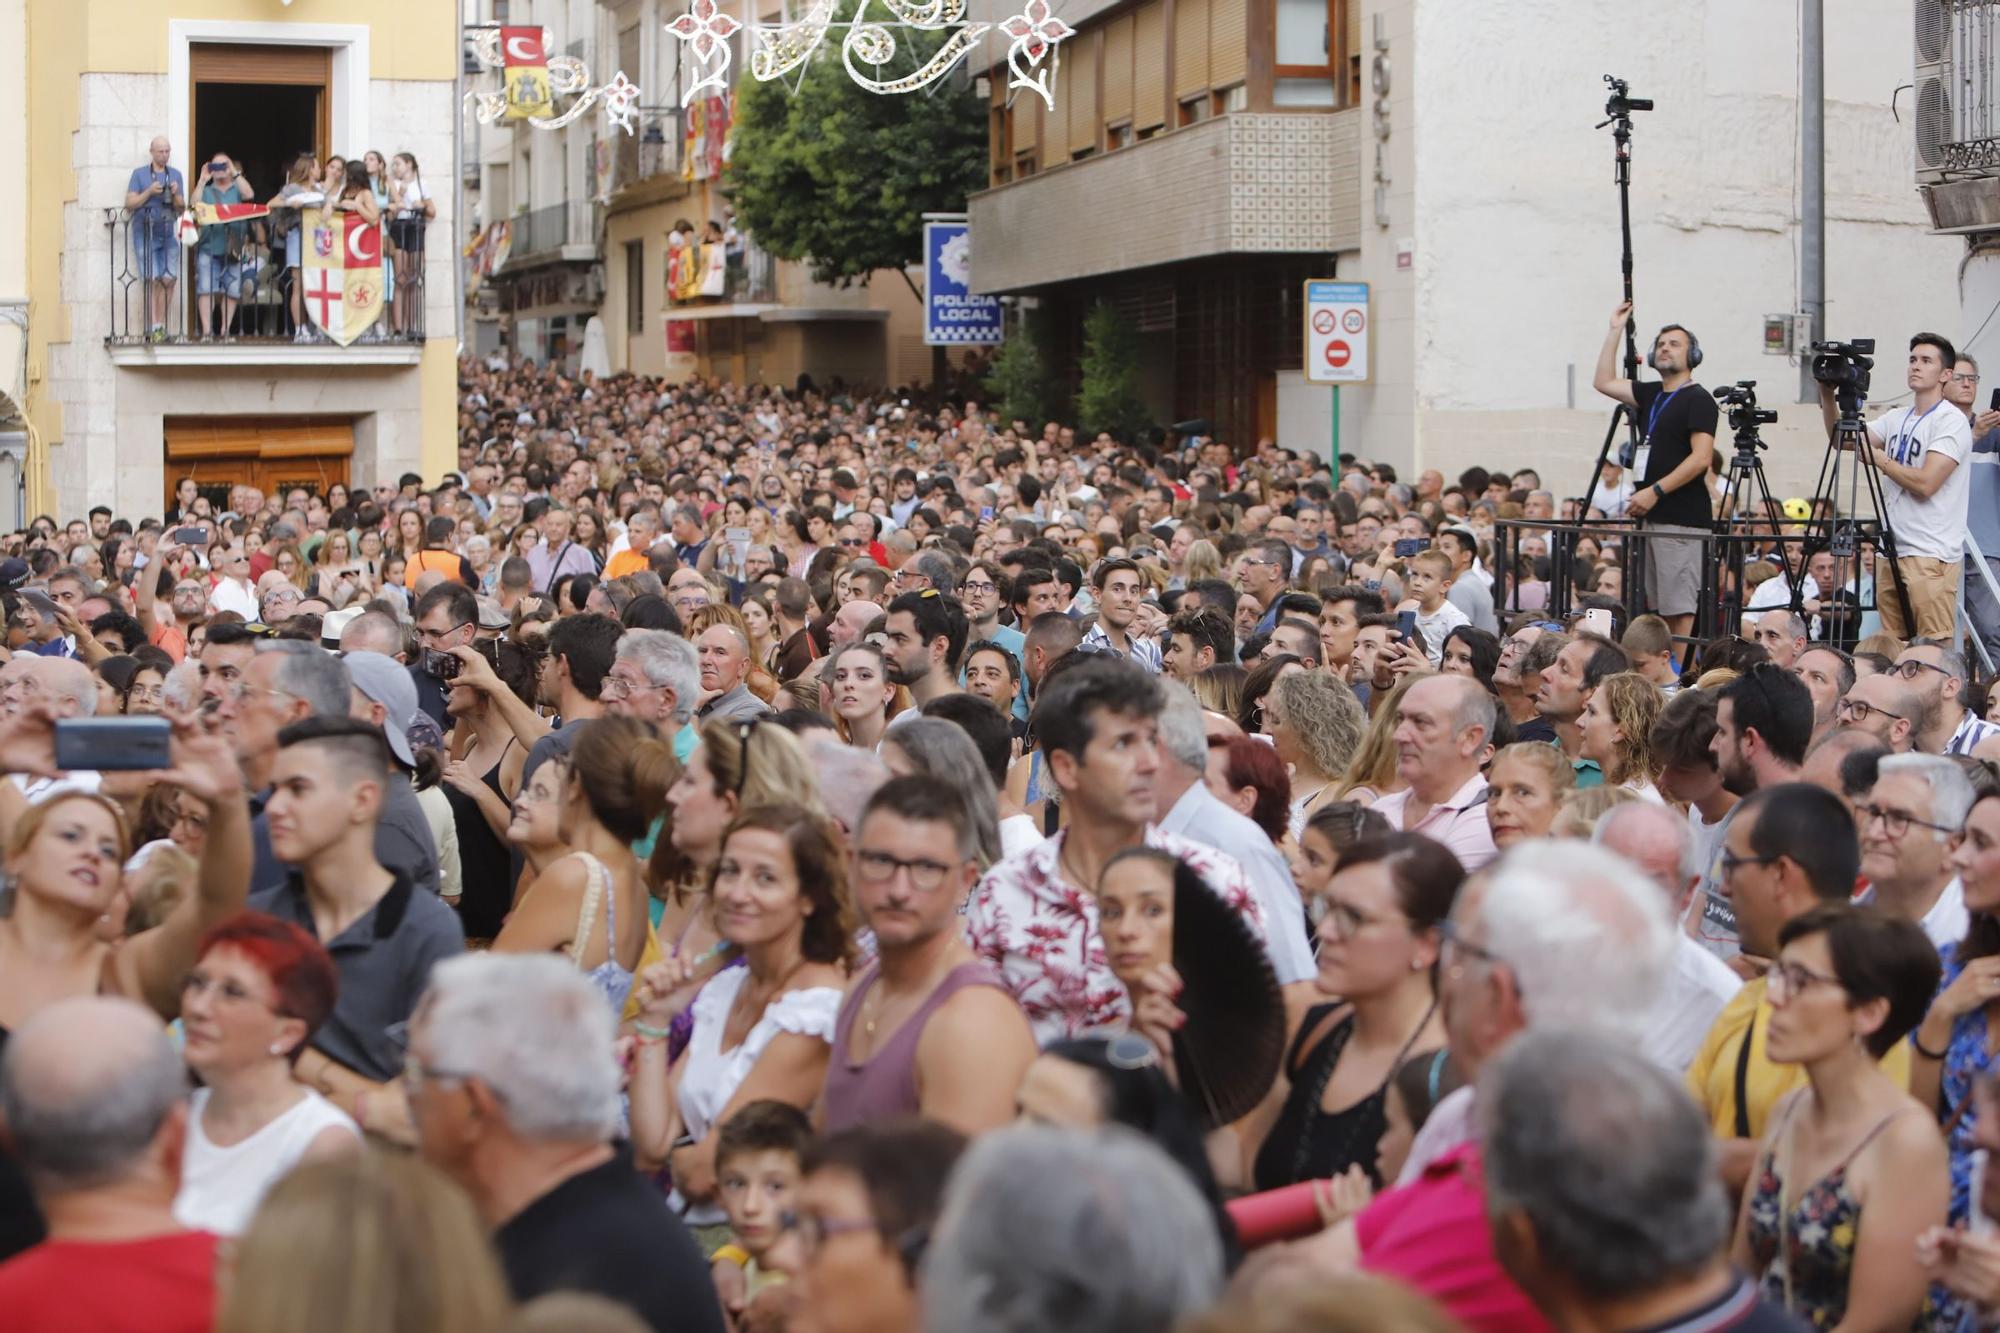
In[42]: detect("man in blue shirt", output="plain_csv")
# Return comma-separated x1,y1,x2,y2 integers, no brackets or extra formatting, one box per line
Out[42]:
123,137,184,340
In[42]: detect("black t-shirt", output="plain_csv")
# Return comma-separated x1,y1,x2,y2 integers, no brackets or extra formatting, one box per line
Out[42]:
497,1153,725,1333
1632,380,1719,526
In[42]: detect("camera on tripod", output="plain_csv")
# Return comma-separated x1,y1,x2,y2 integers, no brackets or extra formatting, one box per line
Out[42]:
1810,339,1876,418
1714,381,1778,432
1603,75,1654,119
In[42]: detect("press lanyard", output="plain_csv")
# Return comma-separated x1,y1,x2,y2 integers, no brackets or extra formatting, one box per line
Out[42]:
1645,387,1684,442
1890,400,1944,465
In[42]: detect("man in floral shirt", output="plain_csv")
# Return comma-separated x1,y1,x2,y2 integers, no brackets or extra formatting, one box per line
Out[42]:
965,657,1267,1045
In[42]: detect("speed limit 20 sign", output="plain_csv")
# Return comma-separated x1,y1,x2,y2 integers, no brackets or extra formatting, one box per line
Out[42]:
1304,281,1370,385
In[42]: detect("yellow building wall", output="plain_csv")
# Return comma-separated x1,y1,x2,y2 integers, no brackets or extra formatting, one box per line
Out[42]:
24,0,457,509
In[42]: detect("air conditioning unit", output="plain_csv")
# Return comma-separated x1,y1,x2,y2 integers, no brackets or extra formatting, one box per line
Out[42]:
1915,0,1954,183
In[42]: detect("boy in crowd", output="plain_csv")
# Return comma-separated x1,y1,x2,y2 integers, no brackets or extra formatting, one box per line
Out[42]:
712,1100,812,1310
1403,548,1469,666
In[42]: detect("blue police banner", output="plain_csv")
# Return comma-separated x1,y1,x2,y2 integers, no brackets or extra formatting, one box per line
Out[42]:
923,221,1003,347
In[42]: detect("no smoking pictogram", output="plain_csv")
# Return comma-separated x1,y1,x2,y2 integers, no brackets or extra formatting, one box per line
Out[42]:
1324,340,1352,368
1312,310,1336,335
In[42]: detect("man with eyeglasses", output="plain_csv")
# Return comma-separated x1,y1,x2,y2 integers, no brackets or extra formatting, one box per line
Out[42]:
1894,638,2000,757
1856,753,1976,951
1235,537,1293,637
405,954,721,1333
1686,782,1886,1189
409,583,478,730
1835,671,1918,753
820,777,1034,1135
207,546,258,621
957,561,1028,723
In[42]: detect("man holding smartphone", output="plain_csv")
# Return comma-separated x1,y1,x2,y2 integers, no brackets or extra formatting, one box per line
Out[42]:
1592,301,1718,642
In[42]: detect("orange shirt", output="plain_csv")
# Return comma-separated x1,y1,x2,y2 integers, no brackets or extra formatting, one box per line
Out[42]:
604,547,650,581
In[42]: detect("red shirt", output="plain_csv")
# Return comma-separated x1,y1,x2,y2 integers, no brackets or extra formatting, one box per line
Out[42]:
1357,1144,1551,1333
0,1231,219,1333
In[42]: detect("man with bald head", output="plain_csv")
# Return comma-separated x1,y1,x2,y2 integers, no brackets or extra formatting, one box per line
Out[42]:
339,609,406,662
1594,802,1742,1070
0,996,214,1326
1372,674,1499,869
694,623,769,723
830,598,883,650
123,136,184,339
1838,671,1918,752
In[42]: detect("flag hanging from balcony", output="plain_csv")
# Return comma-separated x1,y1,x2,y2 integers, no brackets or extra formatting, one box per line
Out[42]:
301,208,384,347
501,27,553,121
191,200,271,227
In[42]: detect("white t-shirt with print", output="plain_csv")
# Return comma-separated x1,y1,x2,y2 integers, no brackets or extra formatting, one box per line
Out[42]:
1870,401,1972,560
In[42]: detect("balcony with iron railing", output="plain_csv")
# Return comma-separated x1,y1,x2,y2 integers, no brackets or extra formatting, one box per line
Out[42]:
104,208,426,365
501,200,600,267
608,109,690,211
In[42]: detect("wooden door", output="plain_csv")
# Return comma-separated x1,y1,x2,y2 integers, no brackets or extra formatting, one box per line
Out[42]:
164,416,353,509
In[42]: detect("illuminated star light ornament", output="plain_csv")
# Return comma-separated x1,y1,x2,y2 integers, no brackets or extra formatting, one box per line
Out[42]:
465,28,644,134
664,0,1073,109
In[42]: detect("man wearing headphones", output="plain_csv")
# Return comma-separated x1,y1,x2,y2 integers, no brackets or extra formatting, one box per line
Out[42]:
1593,300,1718,639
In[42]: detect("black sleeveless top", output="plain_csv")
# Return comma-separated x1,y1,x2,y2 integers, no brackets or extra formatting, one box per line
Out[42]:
1251,1005,1391,1194
444,749,514,941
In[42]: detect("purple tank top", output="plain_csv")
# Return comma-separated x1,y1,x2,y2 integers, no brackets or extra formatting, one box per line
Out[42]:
820,961,1006,1134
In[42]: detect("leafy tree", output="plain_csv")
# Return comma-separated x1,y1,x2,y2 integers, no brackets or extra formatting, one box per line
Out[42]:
1076,303,1152,442
731,11,989,294
984,319,1055,428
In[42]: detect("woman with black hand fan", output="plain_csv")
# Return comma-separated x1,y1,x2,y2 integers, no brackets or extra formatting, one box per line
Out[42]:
1096,848,1286,1146
1247,832,1460,1194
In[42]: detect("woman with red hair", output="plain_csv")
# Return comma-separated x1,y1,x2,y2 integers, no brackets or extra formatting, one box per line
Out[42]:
1206,733,1293,844
175,911,359,1235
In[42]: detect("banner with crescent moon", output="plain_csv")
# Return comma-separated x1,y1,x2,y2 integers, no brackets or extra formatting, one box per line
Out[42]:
300,208,384,347
501,26,553,121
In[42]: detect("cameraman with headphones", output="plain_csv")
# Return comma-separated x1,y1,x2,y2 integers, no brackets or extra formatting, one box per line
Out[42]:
1593,300,1718,639
1817,332,1971,641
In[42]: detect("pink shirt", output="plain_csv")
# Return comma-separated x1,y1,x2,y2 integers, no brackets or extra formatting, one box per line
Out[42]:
1358,1144,1552,1333
1369,771,1497,871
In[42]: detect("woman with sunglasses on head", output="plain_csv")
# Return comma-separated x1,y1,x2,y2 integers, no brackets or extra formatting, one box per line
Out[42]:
1247,832,1457,1195
628,721,824,1032
628,804,850,1249
174,911,358,1236
1732,903,1946,1332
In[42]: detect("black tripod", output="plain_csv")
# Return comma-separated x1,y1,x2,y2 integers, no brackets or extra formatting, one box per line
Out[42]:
1796,407,1912,646
1711,383,1783,637
1575,75,1654,515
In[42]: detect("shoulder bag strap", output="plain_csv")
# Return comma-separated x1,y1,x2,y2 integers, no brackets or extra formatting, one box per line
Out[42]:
1733,1007,1757,1141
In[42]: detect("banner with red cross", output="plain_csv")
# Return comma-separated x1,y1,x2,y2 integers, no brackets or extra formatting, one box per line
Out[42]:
301,207,384,346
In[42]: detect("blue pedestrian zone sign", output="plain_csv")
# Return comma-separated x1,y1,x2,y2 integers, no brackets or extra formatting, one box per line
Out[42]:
924,222,1003,346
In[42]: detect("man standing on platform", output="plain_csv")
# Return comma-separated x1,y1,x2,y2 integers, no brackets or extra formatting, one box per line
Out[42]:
1593,302,1718,641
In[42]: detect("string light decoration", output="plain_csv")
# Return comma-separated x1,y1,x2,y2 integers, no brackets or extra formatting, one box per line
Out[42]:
465,28,645,134
666,0,1073,109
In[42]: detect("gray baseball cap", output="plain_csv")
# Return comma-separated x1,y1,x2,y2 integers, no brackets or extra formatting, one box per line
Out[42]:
340,651,418,769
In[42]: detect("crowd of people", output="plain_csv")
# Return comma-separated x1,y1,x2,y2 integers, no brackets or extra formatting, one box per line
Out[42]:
124,135,433,343
6,346,2000,1333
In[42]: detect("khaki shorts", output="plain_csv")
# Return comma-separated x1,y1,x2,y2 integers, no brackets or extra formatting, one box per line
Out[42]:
1874,555,1961,642
1642,523,1705,619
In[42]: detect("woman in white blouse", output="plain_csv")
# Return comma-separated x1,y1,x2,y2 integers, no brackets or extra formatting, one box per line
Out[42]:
627,804,850,1247
175,911,359,1235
